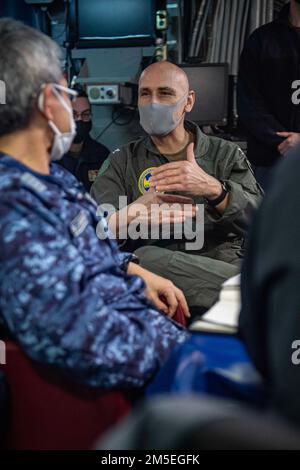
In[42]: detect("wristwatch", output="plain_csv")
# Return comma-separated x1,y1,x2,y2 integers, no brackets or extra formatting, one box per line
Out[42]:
206,181,229,207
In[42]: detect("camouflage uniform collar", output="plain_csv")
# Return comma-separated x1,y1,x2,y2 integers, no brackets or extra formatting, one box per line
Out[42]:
0,152,55,184
142,120,210,159
0,152,85,195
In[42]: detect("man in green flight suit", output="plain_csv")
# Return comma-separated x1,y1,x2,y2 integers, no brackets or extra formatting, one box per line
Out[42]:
91,61,262,311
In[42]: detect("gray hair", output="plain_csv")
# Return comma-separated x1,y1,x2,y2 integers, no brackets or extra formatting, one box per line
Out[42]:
0,18,63,137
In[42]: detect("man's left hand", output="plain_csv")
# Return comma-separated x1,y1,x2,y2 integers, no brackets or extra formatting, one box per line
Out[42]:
149,142,222,199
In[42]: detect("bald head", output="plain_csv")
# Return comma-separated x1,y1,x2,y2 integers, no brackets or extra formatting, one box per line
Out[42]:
139,61,190,96
138,61,195,133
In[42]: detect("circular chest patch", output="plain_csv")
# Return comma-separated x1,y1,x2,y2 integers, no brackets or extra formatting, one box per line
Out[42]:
138,167,156,194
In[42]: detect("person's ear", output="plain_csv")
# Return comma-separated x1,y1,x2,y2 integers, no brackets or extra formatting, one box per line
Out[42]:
184,90,195,113
38,84,55,121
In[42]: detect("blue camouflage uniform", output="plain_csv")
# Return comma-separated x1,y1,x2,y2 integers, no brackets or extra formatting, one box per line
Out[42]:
0,152,188,389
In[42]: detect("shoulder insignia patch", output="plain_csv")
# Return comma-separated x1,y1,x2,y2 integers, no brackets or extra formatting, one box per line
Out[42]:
138,167,156,194
97,155,112,177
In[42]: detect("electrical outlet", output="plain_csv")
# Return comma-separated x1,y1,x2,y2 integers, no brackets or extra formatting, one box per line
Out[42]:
87,85,120,104
156,10,168,30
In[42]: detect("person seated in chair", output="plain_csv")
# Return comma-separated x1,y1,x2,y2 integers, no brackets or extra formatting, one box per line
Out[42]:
91,61,263,311
0,19,189,389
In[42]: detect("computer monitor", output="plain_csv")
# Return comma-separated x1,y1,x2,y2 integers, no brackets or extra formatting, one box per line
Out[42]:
181,64,229,126
69,0,156,48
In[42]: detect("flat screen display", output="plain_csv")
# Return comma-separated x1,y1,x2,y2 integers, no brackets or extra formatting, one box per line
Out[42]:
181,64,229,126
71,0,156,47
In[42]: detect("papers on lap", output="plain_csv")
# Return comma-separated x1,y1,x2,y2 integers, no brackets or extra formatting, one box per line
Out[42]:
190,274,241,334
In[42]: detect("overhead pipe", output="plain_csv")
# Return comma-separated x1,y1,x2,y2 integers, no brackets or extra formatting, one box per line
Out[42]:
207,0,221,62
188,0,206,57
214,0,225,62
195,0,212,57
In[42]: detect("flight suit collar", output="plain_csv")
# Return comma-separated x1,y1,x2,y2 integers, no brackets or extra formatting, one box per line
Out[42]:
142,120,210,159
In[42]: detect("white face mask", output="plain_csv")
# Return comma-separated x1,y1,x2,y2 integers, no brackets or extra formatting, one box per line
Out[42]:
38,83,77,162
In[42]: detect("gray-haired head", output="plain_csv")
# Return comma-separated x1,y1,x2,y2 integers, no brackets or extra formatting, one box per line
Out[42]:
0,18,63,137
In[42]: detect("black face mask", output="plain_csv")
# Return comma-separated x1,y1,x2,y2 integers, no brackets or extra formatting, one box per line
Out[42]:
73,120,92,144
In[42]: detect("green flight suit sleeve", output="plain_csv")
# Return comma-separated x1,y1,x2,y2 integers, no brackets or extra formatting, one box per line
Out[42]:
206,146,263,236
90,149,127,210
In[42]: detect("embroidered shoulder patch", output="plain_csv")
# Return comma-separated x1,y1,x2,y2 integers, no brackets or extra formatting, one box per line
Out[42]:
97,155,112,177
138,167,156,194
